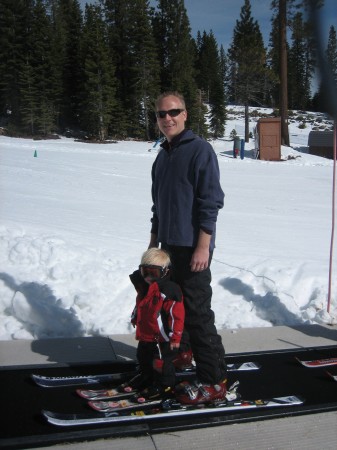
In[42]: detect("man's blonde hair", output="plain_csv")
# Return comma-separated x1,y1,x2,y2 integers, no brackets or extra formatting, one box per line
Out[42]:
155,91,186,110
141,248,171,268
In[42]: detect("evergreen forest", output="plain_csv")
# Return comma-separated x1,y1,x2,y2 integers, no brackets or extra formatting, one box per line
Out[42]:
0,0,336,141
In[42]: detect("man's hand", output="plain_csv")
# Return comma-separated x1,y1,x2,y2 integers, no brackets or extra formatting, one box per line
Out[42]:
190,229,211,272
190,246,209,272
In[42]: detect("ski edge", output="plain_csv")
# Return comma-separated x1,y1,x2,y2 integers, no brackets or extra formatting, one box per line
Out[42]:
42,395,304,427
296,357,337,368
31,371,137,388
32,361,261,388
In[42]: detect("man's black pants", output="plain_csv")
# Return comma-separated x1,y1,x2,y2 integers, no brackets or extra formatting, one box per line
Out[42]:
162,245,227,384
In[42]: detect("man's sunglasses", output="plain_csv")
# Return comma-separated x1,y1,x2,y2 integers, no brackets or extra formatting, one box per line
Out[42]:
155,109,184,119
139,264,168,280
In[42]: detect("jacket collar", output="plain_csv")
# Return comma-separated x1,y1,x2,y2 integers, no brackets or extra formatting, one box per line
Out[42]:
161,129,193,151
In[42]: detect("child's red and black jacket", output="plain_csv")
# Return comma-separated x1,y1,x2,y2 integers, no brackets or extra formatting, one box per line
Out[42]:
130,270,184,345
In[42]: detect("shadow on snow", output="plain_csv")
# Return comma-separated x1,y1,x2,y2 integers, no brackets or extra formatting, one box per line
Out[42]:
219,276,306,326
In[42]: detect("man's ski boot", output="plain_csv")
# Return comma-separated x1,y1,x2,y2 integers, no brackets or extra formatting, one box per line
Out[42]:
174,379,240,405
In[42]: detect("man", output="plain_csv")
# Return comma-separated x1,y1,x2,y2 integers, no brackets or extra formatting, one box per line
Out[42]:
148,91,227,404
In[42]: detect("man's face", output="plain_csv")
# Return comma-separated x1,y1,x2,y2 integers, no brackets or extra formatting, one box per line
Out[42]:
156,95,187,142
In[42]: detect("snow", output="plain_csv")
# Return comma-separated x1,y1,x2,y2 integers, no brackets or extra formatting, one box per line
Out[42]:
1,107,336,341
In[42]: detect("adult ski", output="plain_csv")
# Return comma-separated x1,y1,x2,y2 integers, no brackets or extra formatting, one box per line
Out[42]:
42,395,304,427
31,370,137,388
296,356,337,368
32,361,260,388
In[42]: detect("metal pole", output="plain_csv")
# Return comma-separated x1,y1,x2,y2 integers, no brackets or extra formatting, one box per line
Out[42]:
327,121,337,313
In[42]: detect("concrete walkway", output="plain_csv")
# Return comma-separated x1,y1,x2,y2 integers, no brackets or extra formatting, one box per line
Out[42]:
1,324,337,449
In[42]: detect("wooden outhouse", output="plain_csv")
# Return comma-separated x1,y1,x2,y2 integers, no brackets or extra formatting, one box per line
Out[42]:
255,117,281,161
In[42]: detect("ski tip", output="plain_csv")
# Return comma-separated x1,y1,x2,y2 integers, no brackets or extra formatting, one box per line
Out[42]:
76,389,89,399
294,357,304,366
42,409,55,419
31,374,40,383
31,374,52,388
295,356,313,368
326,371,337,381
88,400,112,412
42,409,61,424
227,361,261,371
42,410,81,427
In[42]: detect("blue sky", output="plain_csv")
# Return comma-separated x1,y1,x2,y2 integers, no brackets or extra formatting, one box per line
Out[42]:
80,1,337,51
166,0,275,49
150,0,337,50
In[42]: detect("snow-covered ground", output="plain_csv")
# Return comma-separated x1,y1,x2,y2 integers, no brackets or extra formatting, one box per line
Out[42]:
1,107,336,340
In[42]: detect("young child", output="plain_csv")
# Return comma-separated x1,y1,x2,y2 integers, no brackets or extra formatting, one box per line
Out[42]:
128,248,187,400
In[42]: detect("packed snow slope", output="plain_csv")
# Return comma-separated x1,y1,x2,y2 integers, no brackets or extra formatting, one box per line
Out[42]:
0,107,336,340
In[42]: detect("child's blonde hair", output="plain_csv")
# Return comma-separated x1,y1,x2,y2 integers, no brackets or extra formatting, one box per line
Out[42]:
141,248,171,268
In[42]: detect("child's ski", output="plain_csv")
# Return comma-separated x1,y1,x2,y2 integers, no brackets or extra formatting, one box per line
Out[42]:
32,361,261,388
85,380,240,411
42,395,304,427
88,397,162,413
77,385,137,401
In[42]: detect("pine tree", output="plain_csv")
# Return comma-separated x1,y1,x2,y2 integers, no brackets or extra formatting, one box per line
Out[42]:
122,0,161,139
152,0,199,133
103,0,160,139
81,3,116,140
313,25,337,113
326,25,337,84
288,12,314,109
196,31,226,138
266,14,280,108
51,0,84,130
101,0,129,138
228,0,268,141
219,45,230,101
152,0,193,91
46,0,66,130
0,0,34,132
19,0,55,135
19,53,39,135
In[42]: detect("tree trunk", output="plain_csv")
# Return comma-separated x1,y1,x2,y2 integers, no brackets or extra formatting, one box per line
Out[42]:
279,0,290,146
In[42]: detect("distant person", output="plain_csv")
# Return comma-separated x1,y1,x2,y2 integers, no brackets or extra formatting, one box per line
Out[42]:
128,248,188,400
148,91,227,404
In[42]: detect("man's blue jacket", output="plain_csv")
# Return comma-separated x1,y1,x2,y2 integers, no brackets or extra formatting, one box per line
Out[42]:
150,130,224,251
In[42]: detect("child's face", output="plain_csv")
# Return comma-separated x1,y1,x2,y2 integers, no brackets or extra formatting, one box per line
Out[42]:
144,275,154,285
139,264,167,284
